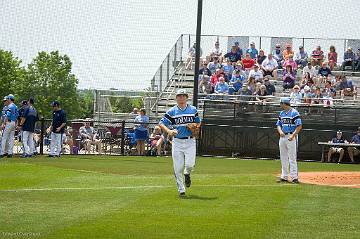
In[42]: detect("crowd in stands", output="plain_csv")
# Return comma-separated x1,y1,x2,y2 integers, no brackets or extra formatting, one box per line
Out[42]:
194,41,360,104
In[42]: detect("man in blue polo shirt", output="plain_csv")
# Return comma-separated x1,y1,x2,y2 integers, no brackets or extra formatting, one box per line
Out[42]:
276,97,302,183
47,101,66,157
19,99,39,157
0,95,18,158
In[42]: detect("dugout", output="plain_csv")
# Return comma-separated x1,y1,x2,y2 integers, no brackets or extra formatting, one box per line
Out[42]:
198,100,360,161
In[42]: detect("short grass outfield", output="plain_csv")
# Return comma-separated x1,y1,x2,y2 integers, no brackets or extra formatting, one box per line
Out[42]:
0,156,359,239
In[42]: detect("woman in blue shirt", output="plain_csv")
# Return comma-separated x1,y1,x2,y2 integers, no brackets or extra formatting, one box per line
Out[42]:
134,108,149,155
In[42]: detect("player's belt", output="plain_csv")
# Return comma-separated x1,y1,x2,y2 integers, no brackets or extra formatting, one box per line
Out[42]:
284,132,294,135
177,136,193,139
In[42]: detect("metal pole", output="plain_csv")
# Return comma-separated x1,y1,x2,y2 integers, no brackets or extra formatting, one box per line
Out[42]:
193,0,203,107
120,120,125,155
40,117,45,155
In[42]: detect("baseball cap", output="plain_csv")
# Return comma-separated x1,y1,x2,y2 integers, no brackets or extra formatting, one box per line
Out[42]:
250,42,255,45
3,96,8,101
280,97,291,104
7,94,15,100
304,85,311,91
234,41,239,45
21,100,28,105
337,130,342,134
51,100,60,107
275,43,281,48
176,89,188,96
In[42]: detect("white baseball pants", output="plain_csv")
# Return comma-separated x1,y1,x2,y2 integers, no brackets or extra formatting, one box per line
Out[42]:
1,121,15,155
22,131,35,155
172,138,196,193
50,132,63,156
279,135,298,180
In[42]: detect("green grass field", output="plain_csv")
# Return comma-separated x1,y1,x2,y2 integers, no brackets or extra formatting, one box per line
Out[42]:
0,156,359,239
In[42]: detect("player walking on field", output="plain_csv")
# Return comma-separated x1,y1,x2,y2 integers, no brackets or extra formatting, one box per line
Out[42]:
276,98,302,184
159,89,201,198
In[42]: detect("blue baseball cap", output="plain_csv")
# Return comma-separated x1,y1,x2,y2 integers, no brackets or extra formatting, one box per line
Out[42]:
280,97,291,105
51,101,60,107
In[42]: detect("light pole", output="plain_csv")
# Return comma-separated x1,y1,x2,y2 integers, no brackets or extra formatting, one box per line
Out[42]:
192,0,203,107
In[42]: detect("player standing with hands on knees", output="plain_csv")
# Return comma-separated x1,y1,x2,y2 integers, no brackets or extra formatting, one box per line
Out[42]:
276,98,302,184
159,89,201,198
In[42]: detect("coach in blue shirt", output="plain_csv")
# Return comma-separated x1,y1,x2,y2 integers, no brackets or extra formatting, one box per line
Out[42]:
47,101,66,157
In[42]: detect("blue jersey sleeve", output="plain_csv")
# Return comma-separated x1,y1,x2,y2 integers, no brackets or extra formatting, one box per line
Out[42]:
194,109,201,123
292,111,302,126
159,109,174,127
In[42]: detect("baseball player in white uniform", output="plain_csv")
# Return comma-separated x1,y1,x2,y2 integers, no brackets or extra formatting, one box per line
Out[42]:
276,97,302,184
159,89,201,198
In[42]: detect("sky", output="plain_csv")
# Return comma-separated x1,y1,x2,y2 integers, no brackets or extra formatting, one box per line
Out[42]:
1,0,359,90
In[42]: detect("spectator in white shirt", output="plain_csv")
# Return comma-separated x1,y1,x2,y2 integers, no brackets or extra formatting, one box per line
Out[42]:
290,85,303,105
208,41,223,62
302,62,317,78
248,64,264,83
295,46,308,68
261,54,278,80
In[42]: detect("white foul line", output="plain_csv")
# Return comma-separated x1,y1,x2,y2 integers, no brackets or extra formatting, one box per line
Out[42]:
0,184,292,193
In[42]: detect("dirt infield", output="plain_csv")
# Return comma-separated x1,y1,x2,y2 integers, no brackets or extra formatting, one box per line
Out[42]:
299,172,360,188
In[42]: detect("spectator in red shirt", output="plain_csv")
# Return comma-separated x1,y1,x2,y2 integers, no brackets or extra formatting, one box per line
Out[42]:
311,46,324,66
328,45,338,71
283,54,298,71
210,69,223,92
242,53,255,71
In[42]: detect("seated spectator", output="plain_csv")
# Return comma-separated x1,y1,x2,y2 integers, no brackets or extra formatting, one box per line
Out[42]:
272,44,283,67
261,54,278,79
185,42,202,70
149,126,164,156
198,75,212,94
311,45,324,66
239,83,253,101
210,69,222,91
246,42,258,59
199,61,211,77
63,127,74,154
327,45,338,70
283,65,296,90
247,76,257,94
228,72,244,95
327,131,348,163
290,85,302,105
242,53,255,71
322,81,336,106
283,54,298,71
303,62,317,78
134,109,149,156
295,46,308,68
234,41,243,58
233,62,247,78
318,62,332,83
300,72,314,88
339,76,357,100
263,76,276,96
224,45,242,63
248,64,264,82
253,82,262,96
302,85,313,104
257,49,266,65
207,57,222,75
79,119,102,154
354,49,360,71
341,47,355,71
348,127,360,163
208,41,223,62
222,58,235,81
311,87,323,105
282,43,294,61
214,77,229,94
255,85,269,103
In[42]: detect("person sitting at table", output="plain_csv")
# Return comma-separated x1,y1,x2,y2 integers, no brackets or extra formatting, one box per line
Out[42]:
327,131,348,163
348,127,360,163
79,119,102,154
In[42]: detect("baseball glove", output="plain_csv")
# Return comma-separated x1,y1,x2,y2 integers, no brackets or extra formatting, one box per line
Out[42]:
187,123,201,138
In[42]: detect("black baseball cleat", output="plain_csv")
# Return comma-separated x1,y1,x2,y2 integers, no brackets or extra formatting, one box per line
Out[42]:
7,154,13,158
179,192,186,198
292,179,300,184
184,174,191,188
48,155,55,158
277,177,288,183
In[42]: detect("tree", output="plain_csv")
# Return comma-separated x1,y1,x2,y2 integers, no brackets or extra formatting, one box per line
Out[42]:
16,51,81,119
0,49,25,99
78,89,94,118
